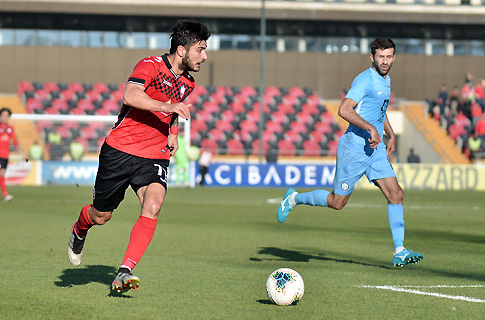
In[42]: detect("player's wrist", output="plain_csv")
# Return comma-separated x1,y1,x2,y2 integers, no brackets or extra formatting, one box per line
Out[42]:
170,127,179,135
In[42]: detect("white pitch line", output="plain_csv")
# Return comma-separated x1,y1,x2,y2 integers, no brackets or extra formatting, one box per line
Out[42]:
394,285,485,288
361,285,485,303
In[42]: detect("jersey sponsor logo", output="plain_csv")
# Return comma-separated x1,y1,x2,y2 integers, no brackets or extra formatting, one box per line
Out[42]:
154,56,163,62
180,84,186,99
378,91,384,95
143,59,154,63
163,79,173,88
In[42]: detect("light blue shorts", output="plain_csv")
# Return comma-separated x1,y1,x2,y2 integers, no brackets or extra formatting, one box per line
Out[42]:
333,143,396,196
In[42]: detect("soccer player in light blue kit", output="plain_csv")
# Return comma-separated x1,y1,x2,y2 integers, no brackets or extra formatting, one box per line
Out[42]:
277,38,423,267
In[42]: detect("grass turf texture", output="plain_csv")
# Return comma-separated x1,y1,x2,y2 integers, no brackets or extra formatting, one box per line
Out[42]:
1,185,484,319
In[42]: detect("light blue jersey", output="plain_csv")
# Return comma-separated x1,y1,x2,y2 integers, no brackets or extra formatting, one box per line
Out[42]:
339,67,391,155
333,67,395,195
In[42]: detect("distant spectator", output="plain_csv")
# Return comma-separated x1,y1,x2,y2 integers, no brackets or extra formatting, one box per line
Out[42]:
47,128,64,160
407,148,421,163
198,147,213,186
473,79,485,110
29,140,44,160
448,86,461,117
69,140,85,161
266,149,278,163
470,98,483,127
475,114,485,136
437,83,448,116
467,132,482,161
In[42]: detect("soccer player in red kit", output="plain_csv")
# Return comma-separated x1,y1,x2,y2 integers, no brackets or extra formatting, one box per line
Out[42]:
67,20,210,293
0,107,19,202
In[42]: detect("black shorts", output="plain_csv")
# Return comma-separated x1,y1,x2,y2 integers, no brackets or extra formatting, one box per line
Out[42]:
0,158,8,170
93,143,170,212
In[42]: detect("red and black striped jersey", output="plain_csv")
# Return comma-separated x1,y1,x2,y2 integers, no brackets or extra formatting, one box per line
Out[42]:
0,124,17,159
106,54,195,159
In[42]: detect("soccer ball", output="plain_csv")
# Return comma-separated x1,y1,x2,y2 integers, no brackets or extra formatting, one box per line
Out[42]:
266,268,304,305
187,146,200,161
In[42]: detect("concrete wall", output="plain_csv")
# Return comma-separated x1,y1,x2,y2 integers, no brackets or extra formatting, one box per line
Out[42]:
3,46,485,101
399,113,441,164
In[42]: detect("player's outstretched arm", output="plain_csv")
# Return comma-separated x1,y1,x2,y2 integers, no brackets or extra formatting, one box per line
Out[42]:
123,83,191,119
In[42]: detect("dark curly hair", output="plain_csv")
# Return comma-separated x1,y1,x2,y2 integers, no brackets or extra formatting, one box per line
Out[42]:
371,38,395,56
169,20,211,54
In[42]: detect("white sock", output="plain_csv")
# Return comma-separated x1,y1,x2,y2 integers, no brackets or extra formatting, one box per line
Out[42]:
394,246,405,255
289,192,297,207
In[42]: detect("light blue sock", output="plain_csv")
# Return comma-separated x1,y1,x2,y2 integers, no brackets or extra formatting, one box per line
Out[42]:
294,190,330,207
388,203,405,250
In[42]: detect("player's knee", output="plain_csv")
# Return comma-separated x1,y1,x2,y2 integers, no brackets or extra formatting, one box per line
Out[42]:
90,208,112,225
141,199,163,218
330,198,348,210
332,202,346,210
389,188,404,204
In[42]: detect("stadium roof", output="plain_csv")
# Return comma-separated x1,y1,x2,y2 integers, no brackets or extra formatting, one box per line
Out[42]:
1,0,485,24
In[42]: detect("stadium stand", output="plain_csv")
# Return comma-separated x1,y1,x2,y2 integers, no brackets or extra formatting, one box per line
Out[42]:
19,81,343,158
426,76,485,162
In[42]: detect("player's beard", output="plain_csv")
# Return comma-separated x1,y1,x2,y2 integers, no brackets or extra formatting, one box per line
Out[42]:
372,59,393,77
180,55,198,73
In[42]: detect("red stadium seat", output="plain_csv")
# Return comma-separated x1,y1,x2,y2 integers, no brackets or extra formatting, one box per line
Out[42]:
68,82,85,93
303,140,321,156
81,126,97,139
26,98,43,113
215,119,233,132
101,100,120,113
208,128,225,142
202,101,220,114
288,86,305,98
86,90,102,102
200,138,219,153
289,121,307,134
111,90,123,102
35,89,51,102
226,139,245,155
93,82,110,94
51,98,69,112
43,82,60,93
277,139,296,156
251,139,269,155
328,140,338,156
77,99,95,112
18,81,35,97
36,120,53,132
314,121,332,134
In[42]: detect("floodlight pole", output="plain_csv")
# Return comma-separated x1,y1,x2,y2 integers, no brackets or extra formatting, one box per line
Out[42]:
258,0,266,163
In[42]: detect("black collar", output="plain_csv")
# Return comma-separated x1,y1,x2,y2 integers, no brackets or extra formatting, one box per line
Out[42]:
162,53,181,79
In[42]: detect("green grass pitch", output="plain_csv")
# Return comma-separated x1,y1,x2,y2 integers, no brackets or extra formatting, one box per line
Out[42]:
1,185,484,319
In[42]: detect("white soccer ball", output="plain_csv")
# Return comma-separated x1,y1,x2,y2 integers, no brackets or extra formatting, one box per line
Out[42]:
187,146,200,161
266,268,304,305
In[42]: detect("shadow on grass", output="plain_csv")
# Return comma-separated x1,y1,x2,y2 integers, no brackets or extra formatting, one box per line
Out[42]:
54,265,133,298
250,247,393,270
256,299,275,305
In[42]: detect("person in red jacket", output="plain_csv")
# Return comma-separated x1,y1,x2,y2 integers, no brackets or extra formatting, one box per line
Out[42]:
0,107,19,202
67,20,210,294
